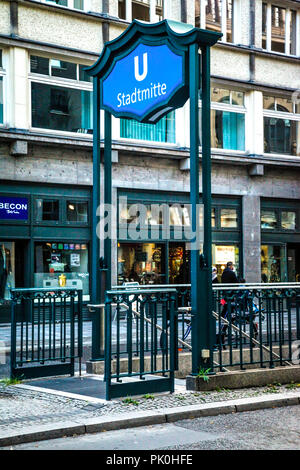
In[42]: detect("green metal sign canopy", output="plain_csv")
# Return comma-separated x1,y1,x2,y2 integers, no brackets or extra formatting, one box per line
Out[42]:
87,20,222,390
86,20,220,123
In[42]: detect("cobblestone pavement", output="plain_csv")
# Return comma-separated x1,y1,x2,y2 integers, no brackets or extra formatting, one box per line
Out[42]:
1,378,300,437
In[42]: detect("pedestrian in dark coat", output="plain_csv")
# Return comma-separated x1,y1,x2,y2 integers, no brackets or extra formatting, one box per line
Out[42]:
221,261,238,284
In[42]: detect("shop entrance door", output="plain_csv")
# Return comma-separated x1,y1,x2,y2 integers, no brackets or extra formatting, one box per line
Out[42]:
168,242,190,284
0,240,26,323
287,244,300,282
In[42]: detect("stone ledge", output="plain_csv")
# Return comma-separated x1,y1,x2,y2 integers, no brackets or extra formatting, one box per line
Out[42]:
186,366,300,391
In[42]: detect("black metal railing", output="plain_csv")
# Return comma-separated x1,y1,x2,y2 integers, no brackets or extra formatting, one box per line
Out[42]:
11,288,83,379
213,284,300,371
104,288,178,400
112,282,300,371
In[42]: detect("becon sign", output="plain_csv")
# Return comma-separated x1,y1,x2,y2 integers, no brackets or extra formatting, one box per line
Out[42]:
102,42,186,123
0,197,28,220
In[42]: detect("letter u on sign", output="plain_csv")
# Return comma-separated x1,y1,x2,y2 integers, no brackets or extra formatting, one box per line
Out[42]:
134,53,148,82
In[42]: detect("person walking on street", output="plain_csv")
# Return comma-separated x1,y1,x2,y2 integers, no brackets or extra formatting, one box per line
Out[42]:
219,261,238,349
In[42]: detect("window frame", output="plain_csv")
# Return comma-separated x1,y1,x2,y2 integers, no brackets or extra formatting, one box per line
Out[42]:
119,110,177,147
261,206,299,232
262,2,300,57
38,0,90,12
263,93,300,158
0,49,7,127
196,0,238,44
202,87,247,152
29,55,93,137
118,0,164,23
65,198,90,226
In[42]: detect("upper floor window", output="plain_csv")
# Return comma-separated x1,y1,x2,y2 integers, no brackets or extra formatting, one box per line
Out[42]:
208,87,246,151
120,111,176,144
263,94,300,156
0,50,5,126
30,56,92,135
195,0,233,43
262,3,298,56
39,0,86,11
118,0,163,22
261,208,297,231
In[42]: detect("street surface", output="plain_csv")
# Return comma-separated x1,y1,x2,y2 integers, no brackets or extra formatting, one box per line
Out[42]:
6,405,300,450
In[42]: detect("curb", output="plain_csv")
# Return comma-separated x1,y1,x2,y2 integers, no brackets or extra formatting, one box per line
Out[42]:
1,392,300,447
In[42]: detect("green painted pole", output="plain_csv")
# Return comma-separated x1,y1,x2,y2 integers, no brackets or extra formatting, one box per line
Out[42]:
104,111,112,291
201,46,214,370
91,76,102,361
189,43,202,375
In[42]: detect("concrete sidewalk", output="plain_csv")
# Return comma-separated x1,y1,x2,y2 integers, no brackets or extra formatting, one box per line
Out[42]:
1,375,300,448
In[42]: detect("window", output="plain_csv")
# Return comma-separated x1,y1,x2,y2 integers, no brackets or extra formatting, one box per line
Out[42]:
67,201,88,223
30,56,92,134
118,0,163,22
120,111,176,143
196,0,233,43
0,77,3,126
261,208,297,231
281,211,296,230
39,0,85,11
34,242,89,295
209,88,245,151
261,245,286,282
213,244,239,280
36,199,59,222
263,94,300,156
0,50,5,125
262,3,299,56
261,210,277,229
220,208,237,228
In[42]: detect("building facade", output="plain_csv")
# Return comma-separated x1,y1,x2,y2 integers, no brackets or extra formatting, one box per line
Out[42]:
1,0,300,320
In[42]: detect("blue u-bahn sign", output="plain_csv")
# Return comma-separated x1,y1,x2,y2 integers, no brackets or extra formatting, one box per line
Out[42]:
102,42,186,123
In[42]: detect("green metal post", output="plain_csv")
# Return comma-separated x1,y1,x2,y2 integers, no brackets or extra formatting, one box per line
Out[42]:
91,76,102,361
189,43,202,375
104,111,112,290
190,43,214,375
201,46,214,370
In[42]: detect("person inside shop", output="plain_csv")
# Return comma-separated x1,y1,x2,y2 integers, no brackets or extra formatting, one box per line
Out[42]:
212,266,219,284
128,262,141,283
0,244,12,302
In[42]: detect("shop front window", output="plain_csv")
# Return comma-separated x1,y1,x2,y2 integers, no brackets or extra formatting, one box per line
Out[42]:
118,243,165,285
0,242,15,303
212,244,239,282
34,242,89,296
168,243,190,284
261,245,286,282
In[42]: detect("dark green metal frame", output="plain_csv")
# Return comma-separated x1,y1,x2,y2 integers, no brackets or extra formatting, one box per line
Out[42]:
10,287,83,380
104,287,177,400
86,20,222,377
